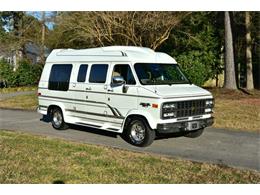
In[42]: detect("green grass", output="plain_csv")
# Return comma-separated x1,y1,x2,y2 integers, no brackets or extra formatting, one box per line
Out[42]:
0,86,37,94
209,88,260,132
0,94,37,110
0,130,259,184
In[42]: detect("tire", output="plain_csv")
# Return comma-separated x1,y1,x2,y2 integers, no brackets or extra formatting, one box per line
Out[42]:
124,117,155,147
51,108,69,130
184,128,204,138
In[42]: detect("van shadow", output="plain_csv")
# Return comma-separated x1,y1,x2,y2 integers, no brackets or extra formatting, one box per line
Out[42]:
40,115,185,140
40,115,119,138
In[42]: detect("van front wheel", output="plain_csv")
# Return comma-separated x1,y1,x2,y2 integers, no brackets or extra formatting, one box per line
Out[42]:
125,117,155,147
51,108,68,130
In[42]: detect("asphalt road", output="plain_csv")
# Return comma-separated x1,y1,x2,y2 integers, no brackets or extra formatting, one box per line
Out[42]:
0,108,259,171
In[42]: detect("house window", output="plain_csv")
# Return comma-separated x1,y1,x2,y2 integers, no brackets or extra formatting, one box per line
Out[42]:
48,64,72,91
89,64,108,83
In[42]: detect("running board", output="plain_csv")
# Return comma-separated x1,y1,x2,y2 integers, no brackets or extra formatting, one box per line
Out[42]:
75,122,120,132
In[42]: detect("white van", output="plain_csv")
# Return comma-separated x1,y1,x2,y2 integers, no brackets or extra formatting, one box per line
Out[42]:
38,46,214,147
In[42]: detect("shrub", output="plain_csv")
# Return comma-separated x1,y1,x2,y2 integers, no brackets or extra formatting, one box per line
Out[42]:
0,59,42,87
0,59,13,87
14,59,43,86
175,51,215,86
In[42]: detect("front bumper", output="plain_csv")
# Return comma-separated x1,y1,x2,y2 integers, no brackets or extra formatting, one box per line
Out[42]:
157,117,214,134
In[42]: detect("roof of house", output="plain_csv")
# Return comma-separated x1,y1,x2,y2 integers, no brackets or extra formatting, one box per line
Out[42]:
46,46,177,64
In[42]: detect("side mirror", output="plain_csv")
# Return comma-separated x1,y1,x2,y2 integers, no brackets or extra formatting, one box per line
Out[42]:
112,76,125,85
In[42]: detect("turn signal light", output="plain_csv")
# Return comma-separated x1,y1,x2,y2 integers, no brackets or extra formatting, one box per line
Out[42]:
152,104,158,108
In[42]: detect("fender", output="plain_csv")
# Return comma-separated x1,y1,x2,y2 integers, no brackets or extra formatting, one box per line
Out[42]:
47,102,67,122
122,109,157,130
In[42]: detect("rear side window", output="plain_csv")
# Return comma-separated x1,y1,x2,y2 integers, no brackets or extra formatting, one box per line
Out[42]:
48,64,72,91
77,64,88,82
89,64,108,83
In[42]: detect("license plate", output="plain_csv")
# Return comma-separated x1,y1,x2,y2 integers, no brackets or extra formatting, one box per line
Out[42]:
187,121,199,131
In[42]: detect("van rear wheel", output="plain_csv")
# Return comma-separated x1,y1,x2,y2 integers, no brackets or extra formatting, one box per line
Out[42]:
125,117,155,147
51,108,68,130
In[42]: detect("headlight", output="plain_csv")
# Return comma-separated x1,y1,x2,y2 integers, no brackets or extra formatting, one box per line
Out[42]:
205,99,214,108
162,102,177,119
205,108,212,113
163,112,176,118
162,103,176,109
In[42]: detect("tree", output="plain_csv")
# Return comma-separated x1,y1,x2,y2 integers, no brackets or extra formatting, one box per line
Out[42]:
0,12,47,67
224,12,237,89
245,12,254,90
159,12,223,86
48,12,188,50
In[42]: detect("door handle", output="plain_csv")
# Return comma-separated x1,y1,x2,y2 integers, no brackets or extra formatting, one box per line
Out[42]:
86,87,92,91
107,89,113,92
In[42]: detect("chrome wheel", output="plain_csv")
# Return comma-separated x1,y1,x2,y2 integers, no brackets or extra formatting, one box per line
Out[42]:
53,110,62,128
130,121,145,143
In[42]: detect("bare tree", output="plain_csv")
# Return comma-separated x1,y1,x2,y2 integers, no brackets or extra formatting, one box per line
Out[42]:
245,12,254,90
224,12,237,90
50,12,189,50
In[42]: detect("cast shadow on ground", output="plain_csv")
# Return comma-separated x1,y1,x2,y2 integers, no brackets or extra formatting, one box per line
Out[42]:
40,115,183,141
40,115,118,138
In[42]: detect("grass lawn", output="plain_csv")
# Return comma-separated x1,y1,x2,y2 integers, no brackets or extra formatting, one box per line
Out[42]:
209,88,260,132
0,130,259,184
0,94,37,110
0,86,37,94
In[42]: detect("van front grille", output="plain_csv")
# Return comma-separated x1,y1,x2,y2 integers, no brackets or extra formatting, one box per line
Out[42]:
162,99,206,119
176,100,206,117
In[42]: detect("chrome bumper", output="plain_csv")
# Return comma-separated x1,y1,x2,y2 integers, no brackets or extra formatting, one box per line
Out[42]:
157,117,214,134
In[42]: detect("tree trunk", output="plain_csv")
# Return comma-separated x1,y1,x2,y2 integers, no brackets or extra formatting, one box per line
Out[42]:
224,12,237,89
41,11,46,64
245,12,254,90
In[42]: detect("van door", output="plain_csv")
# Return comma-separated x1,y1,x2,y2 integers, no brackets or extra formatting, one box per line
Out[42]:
81,63,109,126
106,64,138,128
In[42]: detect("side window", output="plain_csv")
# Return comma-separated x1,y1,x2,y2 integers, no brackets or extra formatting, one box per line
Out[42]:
77,64,88,82
89,64,108,83
112,64,136,85
48,64,72,91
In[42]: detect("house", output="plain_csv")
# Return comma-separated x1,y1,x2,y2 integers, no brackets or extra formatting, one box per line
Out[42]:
0,42,50,70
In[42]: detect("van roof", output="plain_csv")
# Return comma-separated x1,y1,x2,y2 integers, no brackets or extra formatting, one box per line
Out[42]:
46,46,177,64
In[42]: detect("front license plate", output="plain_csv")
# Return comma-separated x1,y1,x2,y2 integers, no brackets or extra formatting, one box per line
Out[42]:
187,121,199,131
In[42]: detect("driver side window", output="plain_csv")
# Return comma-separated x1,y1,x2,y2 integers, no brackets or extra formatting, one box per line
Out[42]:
112,64,136,85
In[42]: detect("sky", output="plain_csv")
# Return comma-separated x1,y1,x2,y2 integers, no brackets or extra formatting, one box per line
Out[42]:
27,11,56,30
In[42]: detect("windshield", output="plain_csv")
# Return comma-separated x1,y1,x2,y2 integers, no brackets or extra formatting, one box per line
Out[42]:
134,63,190,85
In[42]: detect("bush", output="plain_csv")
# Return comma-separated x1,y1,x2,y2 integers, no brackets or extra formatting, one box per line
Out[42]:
175,51,215,86
0,59,13,87
0,59,42,87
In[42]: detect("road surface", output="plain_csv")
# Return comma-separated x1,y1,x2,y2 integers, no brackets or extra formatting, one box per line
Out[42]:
0,109,259,171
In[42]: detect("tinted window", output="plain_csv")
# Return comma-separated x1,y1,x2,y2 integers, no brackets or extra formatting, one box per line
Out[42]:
134,63,189,85
77,64,88,82
112,64,136,85
48,64,72,91
89,64,108,83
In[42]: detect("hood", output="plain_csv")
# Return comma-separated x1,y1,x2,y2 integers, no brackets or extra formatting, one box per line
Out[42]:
143,84,212,98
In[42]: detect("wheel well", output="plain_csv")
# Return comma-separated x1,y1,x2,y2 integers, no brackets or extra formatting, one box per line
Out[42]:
123,114,152,131
47,105,61,116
